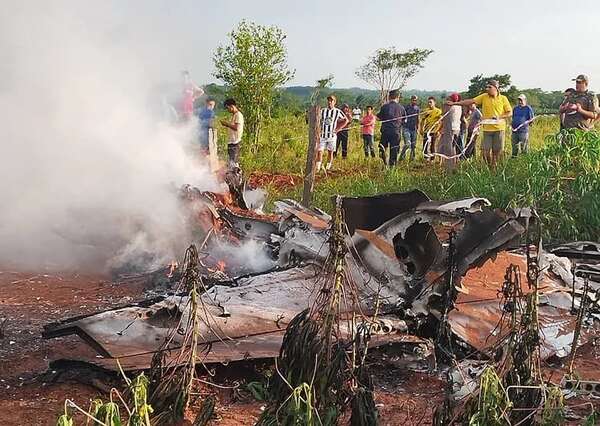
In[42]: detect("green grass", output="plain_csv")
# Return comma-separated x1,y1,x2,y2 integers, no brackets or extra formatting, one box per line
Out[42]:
218,114,600,243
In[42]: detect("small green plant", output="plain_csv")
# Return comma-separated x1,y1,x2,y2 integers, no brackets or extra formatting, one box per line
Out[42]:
540,386,565,426
246,381,269,401
56,368,153,425
95,402,121,426
56,408,74,426
468,366,511,426
583,410,598,426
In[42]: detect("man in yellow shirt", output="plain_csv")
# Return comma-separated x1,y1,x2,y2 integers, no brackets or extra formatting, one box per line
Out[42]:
419,96,442,159
448,80,512,168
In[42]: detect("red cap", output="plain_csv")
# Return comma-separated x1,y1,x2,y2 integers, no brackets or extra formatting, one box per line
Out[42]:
449,93,461,102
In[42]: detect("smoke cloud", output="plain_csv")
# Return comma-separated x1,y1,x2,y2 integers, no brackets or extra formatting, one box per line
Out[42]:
0,2,220,272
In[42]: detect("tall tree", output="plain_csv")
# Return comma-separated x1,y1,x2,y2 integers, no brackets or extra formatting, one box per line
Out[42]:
213,20,295,149
355,47,433,104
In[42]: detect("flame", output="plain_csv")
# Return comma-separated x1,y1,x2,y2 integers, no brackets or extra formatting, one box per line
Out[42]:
216,260,226,272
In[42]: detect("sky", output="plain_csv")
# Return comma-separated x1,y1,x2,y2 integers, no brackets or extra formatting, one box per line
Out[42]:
12,0,596,92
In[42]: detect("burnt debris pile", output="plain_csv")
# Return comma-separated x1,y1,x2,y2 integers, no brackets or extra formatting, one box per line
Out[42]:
43,185,600,424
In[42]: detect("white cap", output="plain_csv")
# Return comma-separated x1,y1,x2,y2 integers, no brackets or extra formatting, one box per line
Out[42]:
517,94,527,101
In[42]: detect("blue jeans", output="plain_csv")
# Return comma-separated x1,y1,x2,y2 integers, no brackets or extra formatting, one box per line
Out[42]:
456,130,465,155
512,131,529,156
401,128,417,160
362,134,375,157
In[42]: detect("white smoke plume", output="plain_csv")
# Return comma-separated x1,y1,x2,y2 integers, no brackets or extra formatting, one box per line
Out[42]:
0,2,220,272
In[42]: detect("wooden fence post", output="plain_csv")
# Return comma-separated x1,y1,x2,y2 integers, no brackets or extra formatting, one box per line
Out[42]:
302,105,320,207
207,128,219,172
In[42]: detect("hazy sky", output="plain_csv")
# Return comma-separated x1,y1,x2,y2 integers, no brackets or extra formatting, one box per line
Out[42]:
6,0,600,92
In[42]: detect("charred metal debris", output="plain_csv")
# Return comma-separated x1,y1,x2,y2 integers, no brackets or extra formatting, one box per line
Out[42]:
43,182,600,423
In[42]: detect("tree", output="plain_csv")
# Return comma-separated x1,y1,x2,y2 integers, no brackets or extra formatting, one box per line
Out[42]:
465,74,518,104
355,47,433,104
213,20,295,149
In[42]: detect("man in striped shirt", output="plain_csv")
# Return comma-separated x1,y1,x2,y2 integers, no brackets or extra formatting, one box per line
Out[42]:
317,95,349,171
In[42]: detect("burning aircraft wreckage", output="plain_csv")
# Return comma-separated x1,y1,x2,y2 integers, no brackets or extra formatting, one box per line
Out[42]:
43,171,600,421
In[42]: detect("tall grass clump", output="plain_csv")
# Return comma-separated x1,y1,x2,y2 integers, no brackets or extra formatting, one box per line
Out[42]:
280,127,599,243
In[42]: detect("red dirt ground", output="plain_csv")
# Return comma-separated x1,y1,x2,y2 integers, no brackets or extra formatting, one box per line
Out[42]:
248,171,299,191
0,267,597,425
247,167,368,193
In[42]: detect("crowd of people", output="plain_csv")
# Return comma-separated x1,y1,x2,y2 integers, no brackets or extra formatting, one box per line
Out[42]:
179,70,599,173
315,74,599,173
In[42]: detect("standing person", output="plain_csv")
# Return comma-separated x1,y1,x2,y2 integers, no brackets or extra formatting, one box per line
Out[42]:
559,88,575,131
400,95,420,161
352,106,362,121
448,80,512,169
559,75,599,131
419,97,442,160
376,89,406,166
335,104,352,159
438,93,463,171
197,98,216,155
316,95,348,172
511,94,535,156
464,103,482,159
180,70,204,122
361,106,376,158
220,98,244,166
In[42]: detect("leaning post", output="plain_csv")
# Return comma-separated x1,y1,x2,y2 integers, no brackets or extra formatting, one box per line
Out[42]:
302,105,320,207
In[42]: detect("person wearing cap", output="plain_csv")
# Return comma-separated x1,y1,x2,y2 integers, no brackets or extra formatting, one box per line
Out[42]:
377,89,406,166
559,75,599,131
400,95,420,161
511,94,535,157
447,80,512,168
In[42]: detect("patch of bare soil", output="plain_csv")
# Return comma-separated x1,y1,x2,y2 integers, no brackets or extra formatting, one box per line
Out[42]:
248,172,300,192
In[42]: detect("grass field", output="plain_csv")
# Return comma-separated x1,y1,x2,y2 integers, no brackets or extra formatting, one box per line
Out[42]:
214,114,600,243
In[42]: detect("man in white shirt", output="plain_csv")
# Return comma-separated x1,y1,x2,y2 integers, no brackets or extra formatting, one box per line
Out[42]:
221,98,244,166
317,95,348,171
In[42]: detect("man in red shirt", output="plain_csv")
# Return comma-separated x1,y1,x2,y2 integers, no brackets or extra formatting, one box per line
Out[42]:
361,105,376,158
